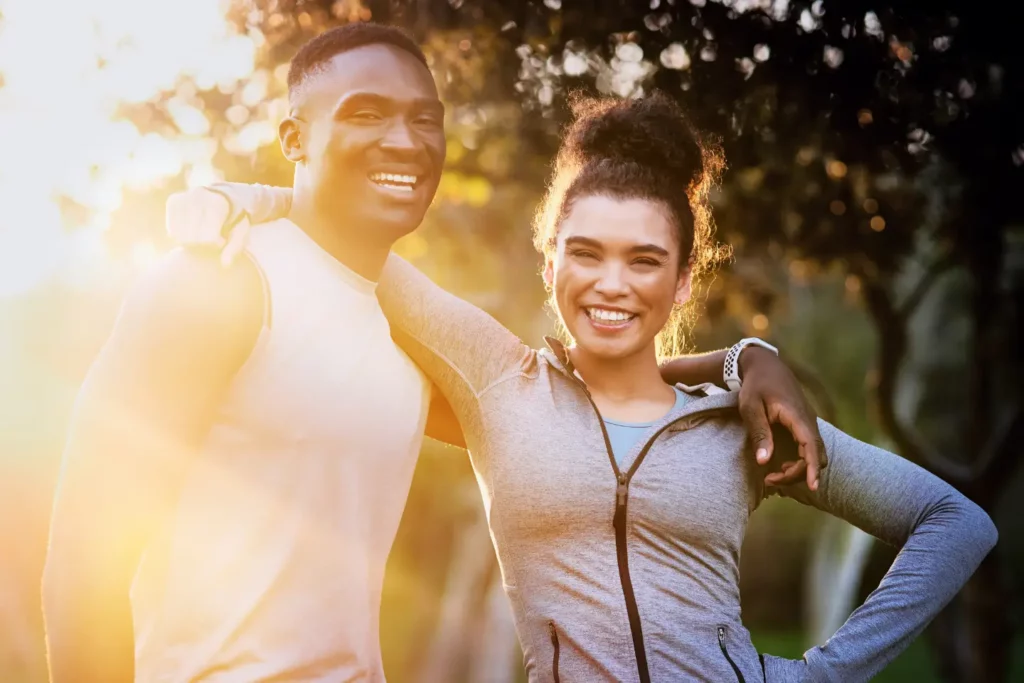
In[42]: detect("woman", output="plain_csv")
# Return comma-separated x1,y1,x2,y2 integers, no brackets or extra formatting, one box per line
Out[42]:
171,93,996,682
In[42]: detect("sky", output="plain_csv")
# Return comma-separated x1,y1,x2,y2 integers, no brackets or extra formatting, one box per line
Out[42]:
0,0,257,297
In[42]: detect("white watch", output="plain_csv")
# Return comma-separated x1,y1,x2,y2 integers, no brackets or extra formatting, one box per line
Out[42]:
724,337,779,391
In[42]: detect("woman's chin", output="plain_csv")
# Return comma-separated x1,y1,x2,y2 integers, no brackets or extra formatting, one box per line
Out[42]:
573,332,644,361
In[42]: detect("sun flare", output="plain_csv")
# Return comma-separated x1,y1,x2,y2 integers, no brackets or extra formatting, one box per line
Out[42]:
0,0,256,297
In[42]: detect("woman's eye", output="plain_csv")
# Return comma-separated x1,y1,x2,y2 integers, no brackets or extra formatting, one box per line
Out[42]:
569,250,597,260
633,258,661,267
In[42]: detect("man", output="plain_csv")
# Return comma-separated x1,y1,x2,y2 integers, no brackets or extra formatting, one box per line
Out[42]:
43,23,822,683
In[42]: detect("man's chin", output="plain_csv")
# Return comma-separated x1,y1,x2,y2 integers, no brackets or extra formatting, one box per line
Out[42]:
359,204,428,240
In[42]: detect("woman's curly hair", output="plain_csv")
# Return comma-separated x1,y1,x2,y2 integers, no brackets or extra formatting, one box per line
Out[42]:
533,91,730,358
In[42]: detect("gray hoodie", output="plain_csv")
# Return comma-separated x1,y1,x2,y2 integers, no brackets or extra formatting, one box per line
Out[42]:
375,254,997,683
203,185,996,681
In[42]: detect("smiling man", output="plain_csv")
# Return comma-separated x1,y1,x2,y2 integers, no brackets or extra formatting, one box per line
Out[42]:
43,25,452,683
43,22,823,683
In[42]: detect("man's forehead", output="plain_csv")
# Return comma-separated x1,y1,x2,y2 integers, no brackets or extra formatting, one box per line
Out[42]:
297,43,439,107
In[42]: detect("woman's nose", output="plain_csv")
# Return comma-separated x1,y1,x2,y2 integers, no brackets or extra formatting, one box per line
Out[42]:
592,264,630,297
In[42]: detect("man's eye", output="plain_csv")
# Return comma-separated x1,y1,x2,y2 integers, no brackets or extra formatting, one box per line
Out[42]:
350,110,383,121
569,249,597,260
633,258,662,267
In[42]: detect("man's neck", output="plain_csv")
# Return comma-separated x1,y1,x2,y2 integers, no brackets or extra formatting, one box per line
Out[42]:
287,200,391,282
568,343,672,405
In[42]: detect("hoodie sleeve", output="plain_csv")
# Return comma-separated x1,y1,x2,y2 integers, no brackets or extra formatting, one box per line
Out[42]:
376,253,534,415
765,420,998,682
207,183,292,225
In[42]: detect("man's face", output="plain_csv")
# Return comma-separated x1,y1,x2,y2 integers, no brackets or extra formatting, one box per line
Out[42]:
291,44,446,243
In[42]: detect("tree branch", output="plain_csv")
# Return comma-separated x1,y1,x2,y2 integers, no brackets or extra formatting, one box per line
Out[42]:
897,251,957,320
861,278,975,486
976,408,1024,507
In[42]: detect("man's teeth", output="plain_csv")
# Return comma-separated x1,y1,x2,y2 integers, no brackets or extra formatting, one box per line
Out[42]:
369,172,418,190
587,308,635,323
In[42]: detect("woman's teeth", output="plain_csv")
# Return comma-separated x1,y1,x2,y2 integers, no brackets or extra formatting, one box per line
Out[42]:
369,173,418,192
586,308,636,324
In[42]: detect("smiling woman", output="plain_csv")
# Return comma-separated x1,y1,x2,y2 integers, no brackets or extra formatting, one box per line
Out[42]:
534,92,728,361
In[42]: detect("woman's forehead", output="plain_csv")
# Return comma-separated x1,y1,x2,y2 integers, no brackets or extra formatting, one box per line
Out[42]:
559,195,677,247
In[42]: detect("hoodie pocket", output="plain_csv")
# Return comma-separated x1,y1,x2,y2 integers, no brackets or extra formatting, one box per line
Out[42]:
717,626,746,683
549,621,561,683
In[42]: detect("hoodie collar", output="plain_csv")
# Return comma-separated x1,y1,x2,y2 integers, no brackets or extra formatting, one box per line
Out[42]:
542,335,739,415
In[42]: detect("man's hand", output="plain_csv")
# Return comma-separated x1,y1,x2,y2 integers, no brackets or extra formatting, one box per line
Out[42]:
166,187,252,267
738,346,827,491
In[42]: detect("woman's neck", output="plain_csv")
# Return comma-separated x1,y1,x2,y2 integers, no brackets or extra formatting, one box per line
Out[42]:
568,342,675,419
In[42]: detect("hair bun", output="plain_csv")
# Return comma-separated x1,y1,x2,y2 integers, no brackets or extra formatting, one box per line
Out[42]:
567,91,704,188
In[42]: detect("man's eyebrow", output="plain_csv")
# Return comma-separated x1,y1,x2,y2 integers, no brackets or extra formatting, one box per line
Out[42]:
331,91,445,115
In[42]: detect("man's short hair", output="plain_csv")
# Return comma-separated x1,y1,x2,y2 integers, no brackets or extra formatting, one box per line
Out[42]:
287,23,429,102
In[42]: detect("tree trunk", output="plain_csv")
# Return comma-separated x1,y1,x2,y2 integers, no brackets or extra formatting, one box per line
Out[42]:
863,224,1021,681
805,517,874,647
417,504,508,683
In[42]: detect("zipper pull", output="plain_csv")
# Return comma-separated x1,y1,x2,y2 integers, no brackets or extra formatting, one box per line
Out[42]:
616,473,628,507
718,626,726,643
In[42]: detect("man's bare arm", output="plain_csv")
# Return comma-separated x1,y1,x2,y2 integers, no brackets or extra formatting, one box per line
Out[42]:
658,348,730,387
42,250,264,683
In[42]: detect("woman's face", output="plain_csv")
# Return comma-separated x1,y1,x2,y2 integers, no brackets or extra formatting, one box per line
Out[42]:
546,194,691,362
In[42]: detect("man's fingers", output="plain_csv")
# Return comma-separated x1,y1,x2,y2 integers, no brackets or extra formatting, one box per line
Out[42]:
739,398,774,465
799,440,820,491
772,404,825,484
221,214,252,267
764,459,806,487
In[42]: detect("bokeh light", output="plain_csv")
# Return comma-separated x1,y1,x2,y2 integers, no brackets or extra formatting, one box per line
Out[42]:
0,0,255,297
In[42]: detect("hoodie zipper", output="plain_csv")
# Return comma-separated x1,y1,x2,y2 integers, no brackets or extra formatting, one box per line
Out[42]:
718,626,746,683
549,622,561,683
557,350,728,683
569,373,651,683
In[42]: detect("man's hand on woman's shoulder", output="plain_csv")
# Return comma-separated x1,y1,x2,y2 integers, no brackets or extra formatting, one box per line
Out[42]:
737,346,826,491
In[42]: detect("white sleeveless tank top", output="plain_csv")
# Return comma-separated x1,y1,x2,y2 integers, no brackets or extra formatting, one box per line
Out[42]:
131,219,430,682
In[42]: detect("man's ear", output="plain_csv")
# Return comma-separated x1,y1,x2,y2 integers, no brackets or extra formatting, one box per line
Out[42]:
279,116,305,163
543,258,554,289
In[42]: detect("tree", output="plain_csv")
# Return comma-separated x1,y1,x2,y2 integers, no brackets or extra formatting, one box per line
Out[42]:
85,0,1024,679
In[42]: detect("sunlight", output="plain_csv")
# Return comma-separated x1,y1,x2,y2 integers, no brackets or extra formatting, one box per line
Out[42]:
0,0,254,297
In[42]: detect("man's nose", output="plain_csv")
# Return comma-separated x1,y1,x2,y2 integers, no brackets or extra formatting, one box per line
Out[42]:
379,119,418,153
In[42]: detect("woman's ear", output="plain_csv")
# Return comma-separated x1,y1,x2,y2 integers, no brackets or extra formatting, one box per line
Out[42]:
543,258,554,289
279,116,305,163
675,260,693,306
